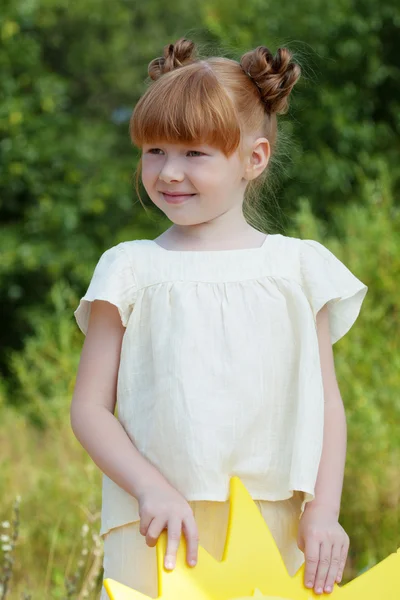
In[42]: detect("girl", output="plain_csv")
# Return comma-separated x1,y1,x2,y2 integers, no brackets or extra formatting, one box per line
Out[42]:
71,38,368,598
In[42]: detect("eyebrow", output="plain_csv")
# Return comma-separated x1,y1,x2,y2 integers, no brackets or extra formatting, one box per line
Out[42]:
144,142,209,149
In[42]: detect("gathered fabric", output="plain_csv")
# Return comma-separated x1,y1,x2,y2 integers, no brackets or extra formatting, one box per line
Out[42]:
74,233,368,538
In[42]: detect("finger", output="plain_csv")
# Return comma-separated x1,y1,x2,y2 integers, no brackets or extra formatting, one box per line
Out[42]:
323,543,342,593
336,541,349,583
145,517,166,547
164,517,182,570
139,513,153,537
303,538,321,589
183,515,199,567
313,541,332,594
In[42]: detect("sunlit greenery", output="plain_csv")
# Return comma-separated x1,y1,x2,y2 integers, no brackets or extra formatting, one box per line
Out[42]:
1,0,399,597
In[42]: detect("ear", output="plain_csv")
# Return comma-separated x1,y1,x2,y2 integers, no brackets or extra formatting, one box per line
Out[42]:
243,138,271,181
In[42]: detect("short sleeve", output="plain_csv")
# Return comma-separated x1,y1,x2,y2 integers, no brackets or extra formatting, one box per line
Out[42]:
74,243,136,335
300,239,368,344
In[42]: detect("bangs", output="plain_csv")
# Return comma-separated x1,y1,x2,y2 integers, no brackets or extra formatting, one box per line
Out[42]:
130,65,241,156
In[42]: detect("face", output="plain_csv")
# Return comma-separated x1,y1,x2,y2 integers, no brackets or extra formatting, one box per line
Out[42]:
141,138,269,227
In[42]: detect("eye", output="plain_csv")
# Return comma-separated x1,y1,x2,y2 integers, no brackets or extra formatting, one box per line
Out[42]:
147,148,163,155
145,148,205,157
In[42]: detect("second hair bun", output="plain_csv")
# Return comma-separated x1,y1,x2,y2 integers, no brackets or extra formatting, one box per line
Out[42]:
240,46,301,114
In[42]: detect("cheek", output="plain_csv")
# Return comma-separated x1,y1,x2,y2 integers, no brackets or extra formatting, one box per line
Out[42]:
141,162,157,184
140,166,161,204
194,168,224,189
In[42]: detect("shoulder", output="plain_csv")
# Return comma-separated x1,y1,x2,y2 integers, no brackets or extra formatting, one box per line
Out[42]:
266,234,305,277
99,239,156,270
268,233,305,258
273,234,327,256
118,238,157,259
278,234,354,280
91,242,135,280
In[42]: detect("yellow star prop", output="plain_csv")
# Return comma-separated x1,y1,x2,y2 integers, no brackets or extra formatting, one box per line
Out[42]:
103,477,400,600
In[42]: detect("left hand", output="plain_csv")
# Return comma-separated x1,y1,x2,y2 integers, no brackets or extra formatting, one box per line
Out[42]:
297,504,350,595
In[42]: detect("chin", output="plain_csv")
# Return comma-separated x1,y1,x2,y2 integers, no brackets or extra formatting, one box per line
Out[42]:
167,215,200,226
156,208,202,226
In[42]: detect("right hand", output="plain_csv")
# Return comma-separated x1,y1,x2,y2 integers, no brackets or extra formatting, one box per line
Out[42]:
137,481,199,571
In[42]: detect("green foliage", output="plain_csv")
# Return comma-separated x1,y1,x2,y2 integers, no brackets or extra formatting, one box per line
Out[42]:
5,280,81,427
287,161,400,572
2,0,400,372
201,0,400,219
0,0,399,597
0,0,177,373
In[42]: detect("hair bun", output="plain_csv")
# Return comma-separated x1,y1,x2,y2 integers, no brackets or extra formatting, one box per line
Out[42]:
148,38,197,81
240,46,301,114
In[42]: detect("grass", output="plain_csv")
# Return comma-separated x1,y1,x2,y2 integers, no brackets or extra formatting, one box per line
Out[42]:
0,406,103,599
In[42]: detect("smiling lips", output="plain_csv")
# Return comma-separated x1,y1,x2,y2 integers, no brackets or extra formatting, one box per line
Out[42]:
162,192,196,204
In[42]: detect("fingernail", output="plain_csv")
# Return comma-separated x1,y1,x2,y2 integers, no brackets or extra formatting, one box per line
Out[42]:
165,561,174,570
316,588,323,594
189,559,197,566
306,581,313,588
325,586,332,593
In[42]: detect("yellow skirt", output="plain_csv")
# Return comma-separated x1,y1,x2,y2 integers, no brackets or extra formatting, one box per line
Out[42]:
100,493,305,599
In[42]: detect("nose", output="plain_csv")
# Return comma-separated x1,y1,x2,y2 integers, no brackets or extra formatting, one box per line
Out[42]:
158,157,184,183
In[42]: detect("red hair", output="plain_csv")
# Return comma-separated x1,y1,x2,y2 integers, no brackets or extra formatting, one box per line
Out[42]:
130,38,301,228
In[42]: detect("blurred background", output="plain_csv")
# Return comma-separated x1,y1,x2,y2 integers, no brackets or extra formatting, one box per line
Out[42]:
0,0,399,597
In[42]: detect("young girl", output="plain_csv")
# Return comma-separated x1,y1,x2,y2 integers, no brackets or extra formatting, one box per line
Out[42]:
71,38,368,598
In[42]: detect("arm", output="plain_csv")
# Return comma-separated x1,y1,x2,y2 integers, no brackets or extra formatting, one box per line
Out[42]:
297,303,350,595
70,300,169,499
305,303,347,518
71,299,200,569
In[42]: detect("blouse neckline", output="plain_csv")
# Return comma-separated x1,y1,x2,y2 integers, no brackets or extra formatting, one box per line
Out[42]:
150,233,276,254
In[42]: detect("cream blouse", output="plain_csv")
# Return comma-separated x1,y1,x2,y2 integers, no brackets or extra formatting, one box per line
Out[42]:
74,233,368,537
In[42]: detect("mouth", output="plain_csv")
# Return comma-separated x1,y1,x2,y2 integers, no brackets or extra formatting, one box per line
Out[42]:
162,193,197,204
